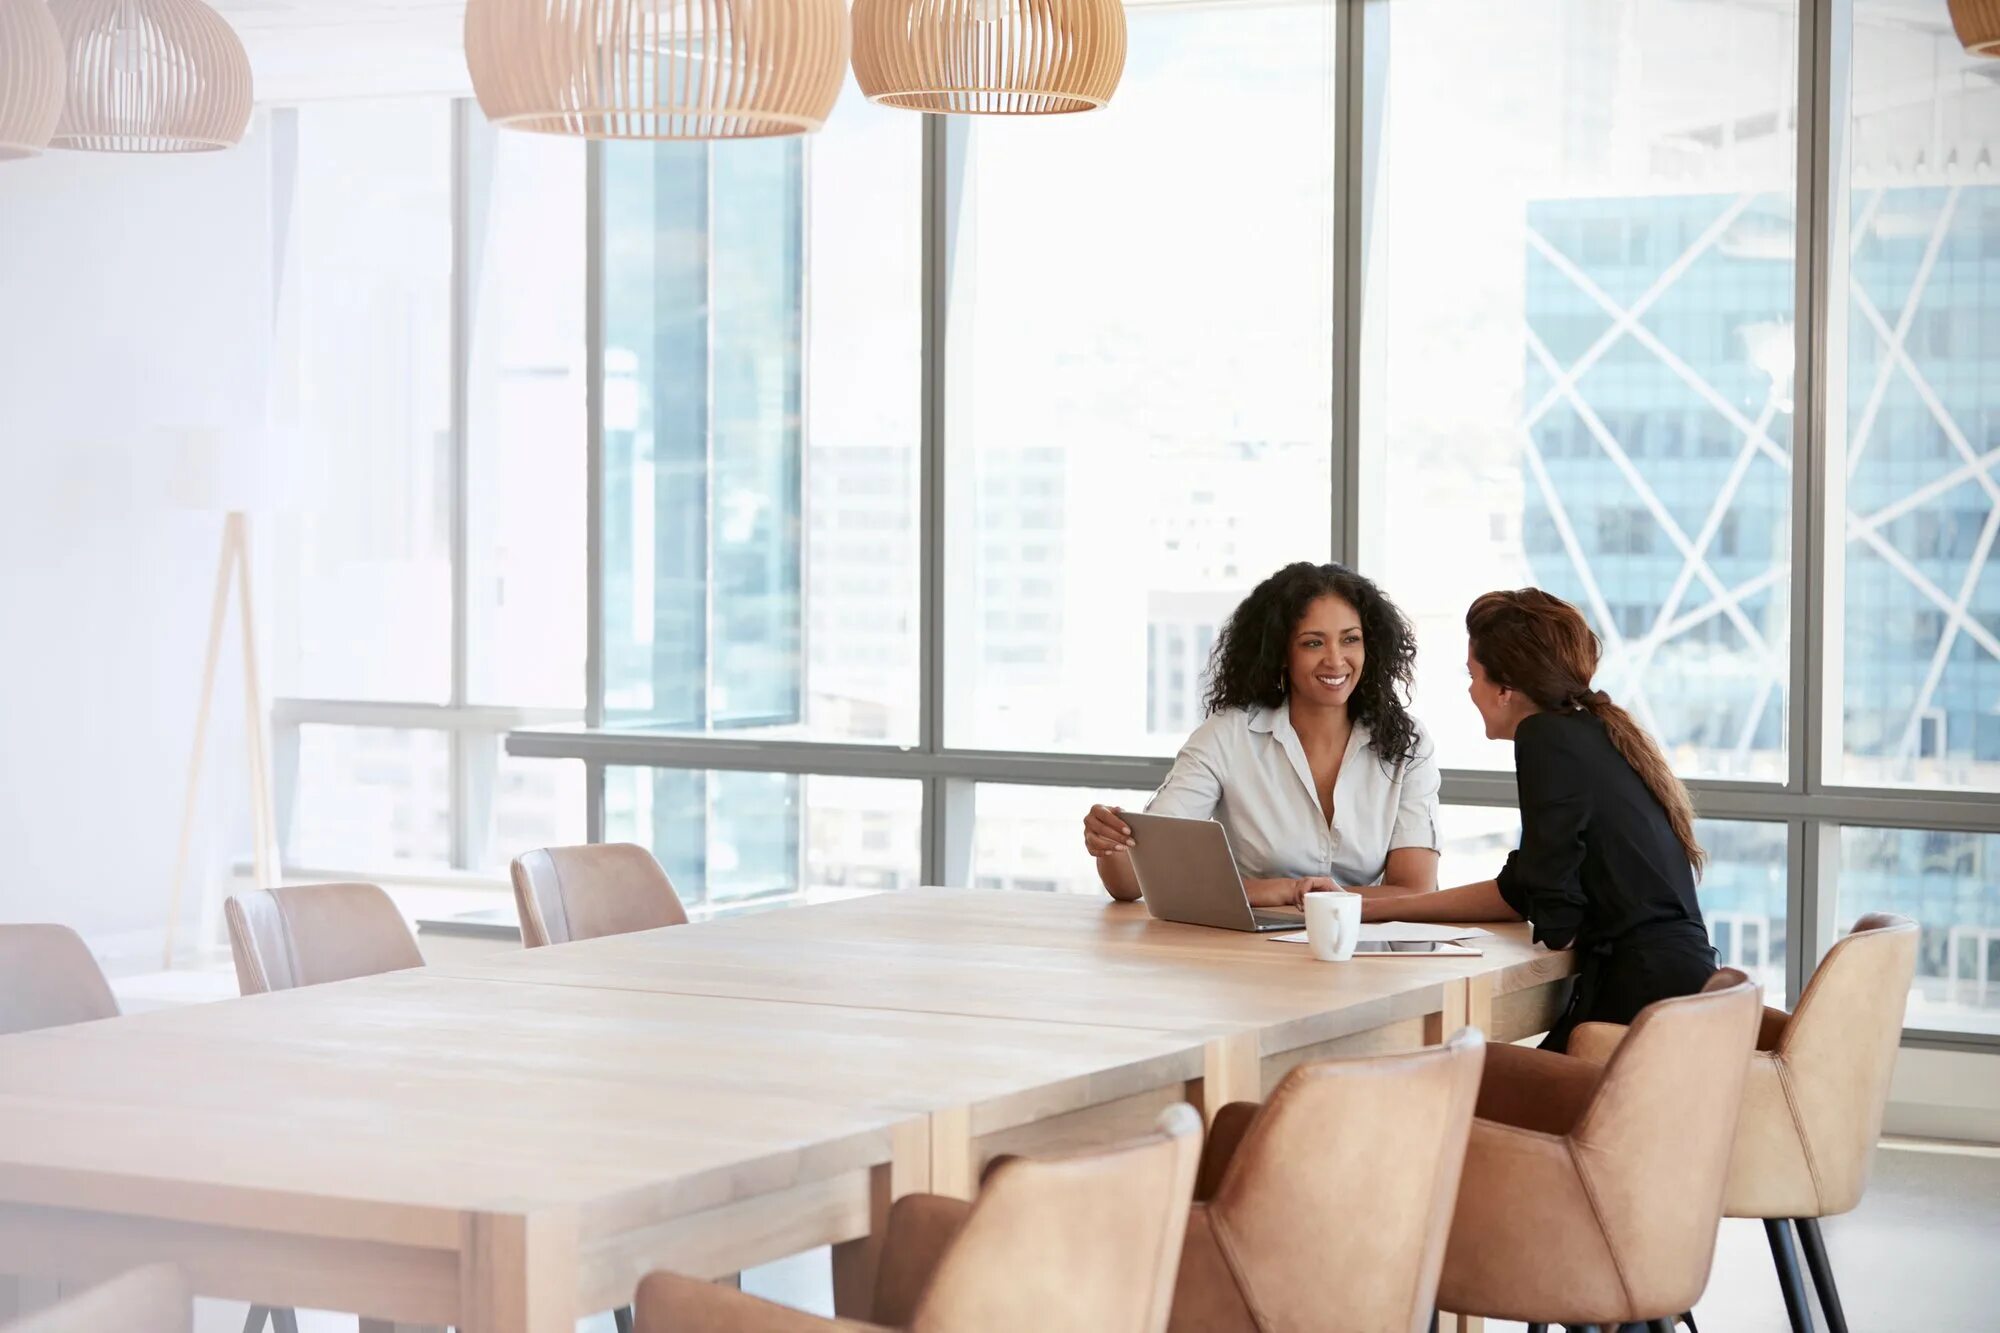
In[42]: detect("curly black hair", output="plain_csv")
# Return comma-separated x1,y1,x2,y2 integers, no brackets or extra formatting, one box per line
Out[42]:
1203,562,1423,769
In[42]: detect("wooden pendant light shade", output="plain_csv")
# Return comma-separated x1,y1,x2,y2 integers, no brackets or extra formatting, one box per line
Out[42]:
465,0,849,140
48,0,253,153
0,0,65,160
851,0,1127,115
1950,0,2000,57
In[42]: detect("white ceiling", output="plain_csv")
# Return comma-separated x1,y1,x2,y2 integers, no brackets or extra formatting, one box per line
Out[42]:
212,1,473,103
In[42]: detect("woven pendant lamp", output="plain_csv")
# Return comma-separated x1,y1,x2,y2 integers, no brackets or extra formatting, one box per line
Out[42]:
1950,0,2000,56
465,0,849,140
0,0,65,160
851,0,1126,115
49,0,253,153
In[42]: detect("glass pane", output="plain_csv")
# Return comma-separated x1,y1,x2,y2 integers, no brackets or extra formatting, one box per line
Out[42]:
274,100,454,703
1440,807,1787,998
1839,827,2000,1035
467,127,587,709
1836,18,2000,789
480,750,588,875
1699,820,1789,1000
283,725,451,870
1370,1,1798,780
943,2,1337,755
970,784,1155,896
602,768,921,910
599,87,921,742
1436,805,1523,893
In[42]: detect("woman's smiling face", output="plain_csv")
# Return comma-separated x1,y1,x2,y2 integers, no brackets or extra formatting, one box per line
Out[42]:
1287,595,1364,707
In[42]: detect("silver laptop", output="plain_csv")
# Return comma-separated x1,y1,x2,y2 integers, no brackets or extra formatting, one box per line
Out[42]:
1122,811,1303,933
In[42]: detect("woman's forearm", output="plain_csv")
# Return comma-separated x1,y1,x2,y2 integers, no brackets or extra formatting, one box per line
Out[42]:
1096,852,1142,902
1358,879,1520,923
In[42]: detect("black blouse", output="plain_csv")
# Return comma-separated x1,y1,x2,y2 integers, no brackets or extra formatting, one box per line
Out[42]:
1495,710,1707,952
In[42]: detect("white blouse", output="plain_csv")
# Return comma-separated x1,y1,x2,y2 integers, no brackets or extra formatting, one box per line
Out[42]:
1143,704,1442,887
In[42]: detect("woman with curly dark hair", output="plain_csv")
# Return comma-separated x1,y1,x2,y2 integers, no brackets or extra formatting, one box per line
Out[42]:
1085,562,1442,907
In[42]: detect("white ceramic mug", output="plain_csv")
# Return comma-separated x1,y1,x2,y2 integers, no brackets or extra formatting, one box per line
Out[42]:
1304,890,1362,962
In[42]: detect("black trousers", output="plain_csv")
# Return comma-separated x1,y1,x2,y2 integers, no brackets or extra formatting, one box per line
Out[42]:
1542,924,1717,1052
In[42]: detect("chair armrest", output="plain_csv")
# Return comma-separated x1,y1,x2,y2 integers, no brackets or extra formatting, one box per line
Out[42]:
636,1271,885,1333
872,1193,975,1327
1566,1022,1627,1065
1193,1101,1262,1203
1474,1043,1604,1137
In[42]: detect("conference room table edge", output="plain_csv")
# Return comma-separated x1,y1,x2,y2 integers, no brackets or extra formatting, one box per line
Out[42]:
0,890,1578,1333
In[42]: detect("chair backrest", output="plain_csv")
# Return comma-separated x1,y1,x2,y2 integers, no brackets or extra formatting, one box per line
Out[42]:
0,924,119,1035
510,843,688,948
0,1264,188,1333
910,1103,1203,1333
1766,912,1919,1214
1200,1029,1485,1333
224,883,423,995
1569,967,1762,1317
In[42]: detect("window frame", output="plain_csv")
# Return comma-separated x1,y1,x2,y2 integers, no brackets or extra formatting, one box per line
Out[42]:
506,0,2000,1049
273,99,584,881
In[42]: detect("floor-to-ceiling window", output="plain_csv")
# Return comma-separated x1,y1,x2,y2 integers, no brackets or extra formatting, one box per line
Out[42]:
595,84,922,907
272,99,587,878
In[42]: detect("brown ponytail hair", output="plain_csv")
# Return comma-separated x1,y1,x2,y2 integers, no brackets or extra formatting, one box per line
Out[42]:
1466,589,1705,877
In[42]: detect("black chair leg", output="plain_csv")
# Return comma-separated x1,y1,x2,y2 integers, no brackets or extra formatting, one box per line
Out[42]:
1795,1218,1848,1333
272,1310,299,1333
1764,1218,1816,1333
1649,1321,1676,1333
242,1307,269,1333
1680,1313,1699,1333
613,1305,635,1333
1526,1324,1548,1333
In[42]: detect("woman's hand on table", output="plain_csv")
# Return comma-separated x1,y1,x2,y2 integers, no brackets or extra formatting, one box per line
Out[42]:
1247,876,1340,909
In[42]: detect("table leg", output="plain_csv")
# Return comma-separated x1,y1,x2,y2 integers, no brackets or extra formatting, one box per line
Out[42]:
1422,984,1484,1333
457,1210,579,1333
1188,1032,1260,1125
1425,977,1493,1046
832,1119,931,1319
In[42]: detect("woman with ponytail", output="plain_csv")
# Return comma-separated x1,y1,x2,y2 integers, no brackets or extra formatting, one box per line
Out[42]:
1359,588,1716,1051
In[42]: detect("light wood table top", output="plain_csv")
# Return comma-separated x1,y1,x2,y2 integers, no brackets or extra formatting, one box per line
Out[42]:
432,888,1574,1056
0,968,1204,1221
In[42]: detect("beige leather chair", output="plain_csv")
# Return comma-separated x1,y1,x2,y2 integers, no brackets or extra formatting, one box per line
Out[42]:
511,843,688,948
1571,915,1919,1333
223,885,417,1333
224,883,423,995
634,1104,1204,1333
1,1264,188,1333
1436,969,1762,1333
1168,1029,1485,1333
0,924,118,1035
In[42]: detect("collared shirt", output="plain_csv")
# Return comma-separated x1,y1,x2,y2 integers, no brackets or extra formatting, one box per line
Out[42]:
1144,704,1442,887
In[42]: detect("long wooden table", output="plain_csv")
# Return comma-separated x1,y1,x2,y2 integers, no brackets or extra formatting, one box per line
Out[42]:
0,890,1574,1333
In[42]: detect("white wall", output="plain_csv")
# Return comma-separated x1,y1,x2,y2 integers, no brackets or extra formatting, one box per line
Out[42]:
0,122,275,961
1889,1046,2000,1144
